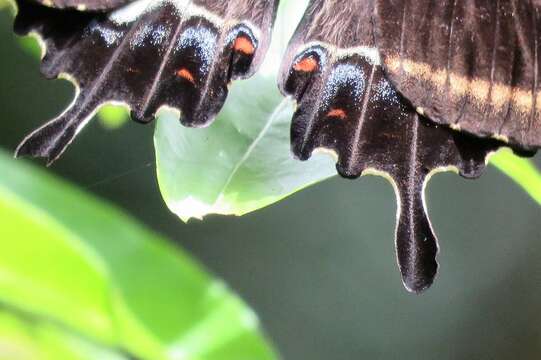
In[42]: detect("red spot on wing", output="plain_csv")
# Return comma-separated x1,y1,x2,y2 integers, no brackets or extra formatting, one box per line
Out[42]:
293,56,318,73
233,36,255,55
176,68,196,84
327,108,347,120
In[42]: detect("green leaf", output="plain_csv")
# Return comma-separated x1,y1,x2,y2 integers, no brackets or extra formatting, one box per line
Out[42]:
0,0,14,12
489,148,541,206
0,309,128,360
154,0,336,221
18,38,40,59
0,151,278,360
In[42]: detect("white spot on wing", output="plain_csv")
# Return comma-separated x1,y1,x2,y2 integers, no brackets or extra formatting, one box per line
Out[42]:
322,64,365,108
176,27,218,73
373,79,400,105
130,23,171,49
90,24,124,47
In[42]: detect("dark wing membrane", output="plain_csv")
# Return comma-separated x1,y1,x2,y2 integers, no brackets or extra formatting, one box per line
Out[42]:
374,0,541,150
29,0,131,11
14,0,278,164
279,0,502,293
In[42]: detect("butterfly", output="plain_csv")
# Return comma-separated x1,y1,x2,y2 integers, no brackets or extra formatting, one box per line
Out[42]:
11,0,541,292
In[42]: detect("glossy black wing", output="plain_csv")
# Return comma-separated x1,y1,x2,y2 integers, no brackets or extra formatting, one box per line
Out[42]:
28,0,129,11
279,0,503,292
14,0,278,164
374,0,541,150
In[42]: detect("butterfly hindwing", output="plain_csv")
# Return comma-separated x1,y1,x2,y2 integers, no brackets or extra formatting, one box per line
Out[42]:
14,0,278,164
279,0,502,292
374,0,541,150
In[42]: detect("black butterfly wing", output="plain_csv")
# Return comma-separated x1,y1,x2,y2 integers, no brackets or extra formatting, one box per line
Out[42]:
14,0,278,164
374,0,541,150
279,0,502,292
29,0,130,11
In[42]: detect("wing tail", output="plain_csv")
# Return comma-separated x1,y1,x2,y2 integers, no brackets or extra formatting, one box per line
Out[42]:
15,106,95,165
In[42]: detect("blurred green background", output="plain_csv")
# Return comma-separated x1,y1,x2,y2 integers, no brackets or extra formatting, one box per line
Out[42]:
2,9,541,360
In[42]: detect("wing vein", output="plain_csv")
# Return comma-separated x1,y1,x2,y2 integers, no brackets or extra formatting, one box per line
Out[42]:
444,0,458,95
485,0,500,124
140,4,191,116
69,17,144,122
398,1,408,81
406,114,420,240
346,63,376,173
531,4,539,131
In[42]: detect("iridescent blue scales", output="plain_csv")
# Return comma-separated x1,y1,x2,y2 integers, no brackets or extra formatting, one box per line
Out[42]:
13,0,541,292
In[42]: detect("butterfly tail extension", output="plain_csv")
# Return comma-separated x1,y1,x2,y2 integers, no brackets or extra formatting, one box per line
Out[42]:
394,172,438,293
15,104,95,165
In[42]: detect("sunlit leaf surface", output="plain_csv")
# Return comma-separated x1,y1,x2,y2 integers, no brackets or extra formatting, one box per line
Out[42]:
0,151,277,360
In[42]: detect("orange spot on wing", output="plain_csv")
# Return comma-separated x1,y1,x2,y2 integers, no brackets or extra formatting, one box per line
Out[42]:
176,68,195,84
327,108,347,120
233,36,255,55
293,57,318,73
